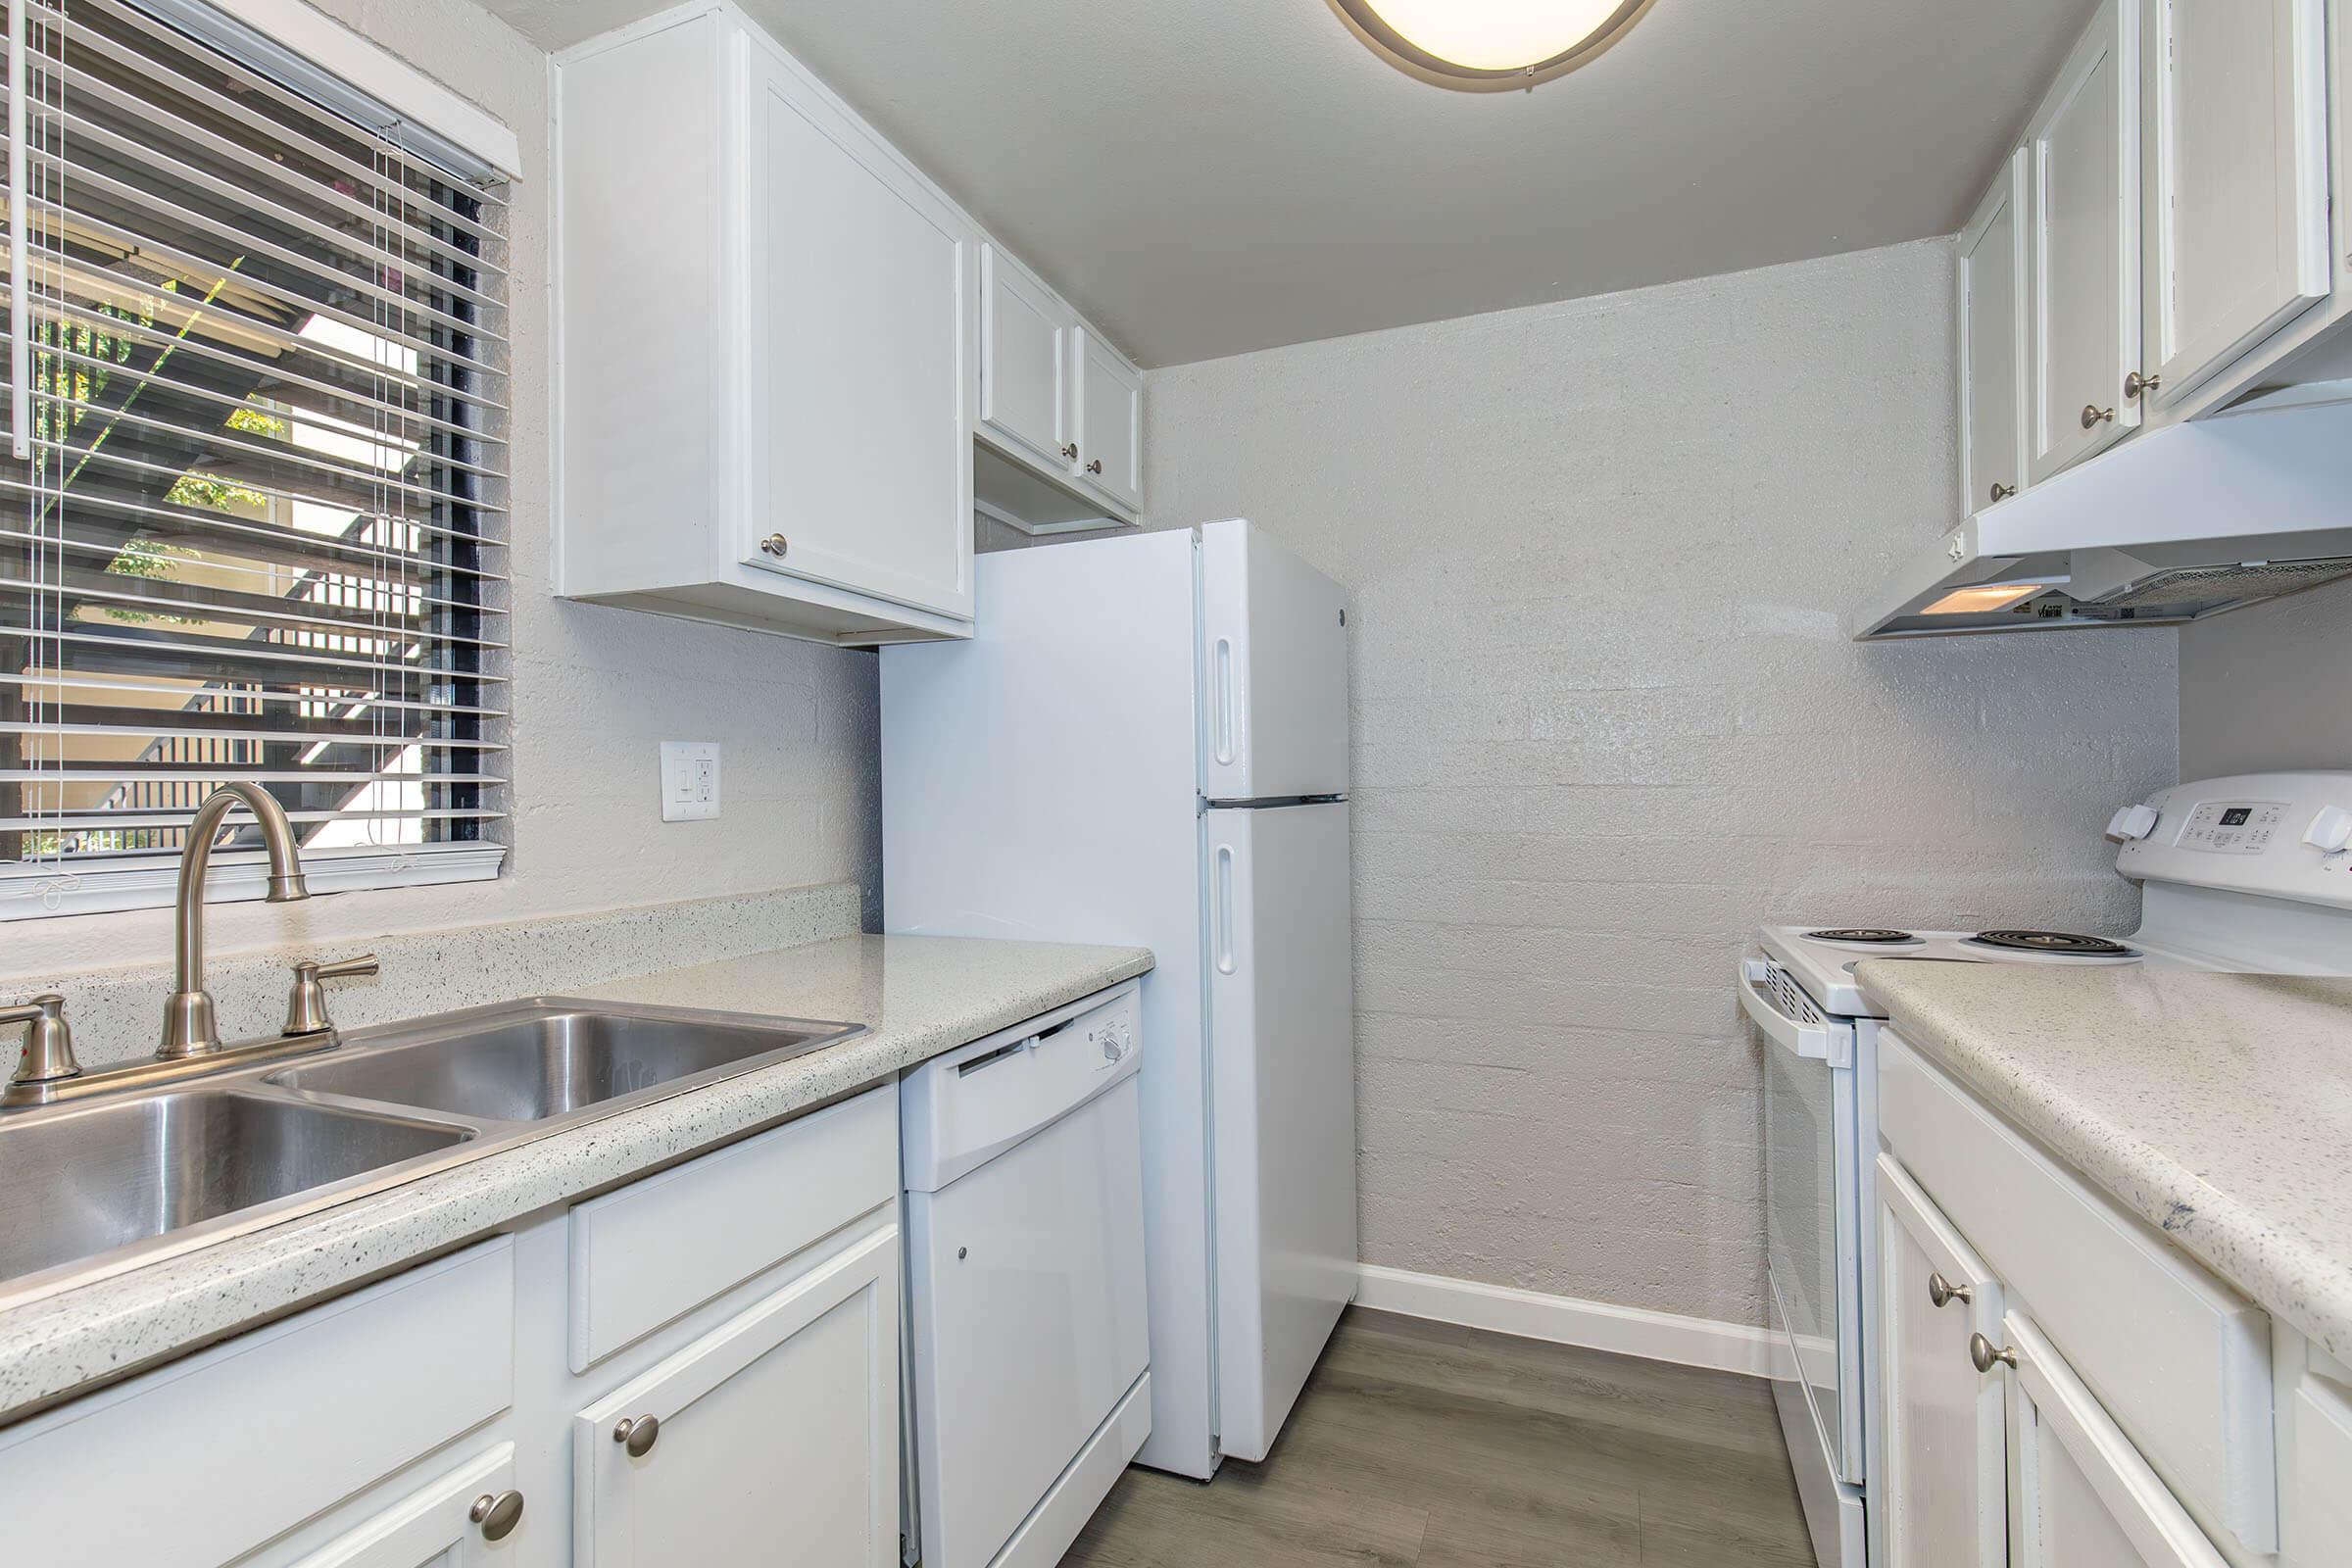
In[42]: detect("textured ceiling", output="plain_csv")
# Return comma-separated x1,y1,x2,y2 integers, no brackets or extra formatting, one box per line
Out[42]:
484,0,2100,367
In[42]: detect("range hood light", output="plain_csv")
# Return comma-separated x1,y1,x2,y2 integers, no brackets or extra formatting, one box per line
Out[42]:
1920,582,2052,616
1329,0,1655,90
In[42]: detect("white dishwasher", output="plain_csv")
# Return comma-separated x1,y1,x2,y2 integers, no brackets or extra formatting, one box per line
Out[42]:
901,980,1152,1568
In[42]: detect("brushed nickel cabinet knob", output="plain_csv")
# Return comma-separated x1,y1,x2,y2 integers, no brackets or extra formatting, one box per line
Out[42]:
1087,459,1103,475
758,533,788,558
1928,1272,1972,1308
1060,443,1078,462
1988,483,2017,503
469,1490,525,1543
1969,1332,2017,1373
613,1413,661,1457
2125,369,2161,400
2082,404,2116,429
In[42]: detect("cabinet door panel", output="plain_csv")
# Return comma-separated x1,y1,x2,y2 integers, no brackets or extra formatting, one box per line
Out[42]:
744,41,973,618
2004,1312,2230,1568
282,1447,519,1568
1876,1156,2005,1568
1072,326,1142,514
980,244,1072,470
1959,152,2028,514
574,1223,900,1568
2030,0,2141,482
2141,0,2328,408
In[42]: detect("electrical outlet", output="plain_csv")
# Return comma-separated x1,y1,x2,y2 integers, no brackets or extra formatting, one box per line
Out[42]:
659,741,721,822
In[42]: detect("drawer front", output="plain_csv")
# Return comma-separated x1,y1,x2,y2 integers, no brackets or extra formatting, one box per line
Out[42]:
568,1084,896,1369
0,1240,514,1568
1879,1030,2275,1555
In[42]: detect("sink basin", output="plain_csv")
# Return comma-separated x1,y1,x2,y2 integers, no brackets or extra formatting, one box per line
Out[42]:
0,1092,471,1287
269,1004,858,1123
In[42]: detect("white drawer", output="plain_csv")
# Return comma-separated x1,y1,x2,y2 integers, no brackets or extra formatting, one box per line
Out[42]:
0,1239,514,1568
1879,1028,2277,1556
567,1084,896,1369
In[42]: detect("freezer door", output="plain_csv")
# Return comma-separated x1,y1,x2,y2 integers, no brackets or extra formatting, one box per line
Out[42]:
1204,800,1357,1461
1199,519,1348,802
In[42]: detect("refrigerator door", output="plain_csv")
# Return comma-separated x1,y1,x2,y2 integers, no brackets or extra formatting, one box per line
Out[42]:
1200,519,1348,803
1203,799,1357,1462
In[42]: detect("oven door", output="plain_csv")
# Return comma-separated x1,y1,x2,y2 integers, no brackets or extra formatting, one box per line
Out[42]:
1742,958,1865,1487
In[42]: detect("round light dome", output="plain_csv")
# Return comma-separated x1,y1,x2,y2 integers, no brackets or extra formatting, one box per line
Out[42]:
1330,0,1655,91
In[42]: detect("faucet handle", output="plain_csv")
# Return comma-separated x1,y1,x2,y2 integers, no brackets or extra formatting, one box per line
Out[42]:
3,994,79,1088
283,955,379,1038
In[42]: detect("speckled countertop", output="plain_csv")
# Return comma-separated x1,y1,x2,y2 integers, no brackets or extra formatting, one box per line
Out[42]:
1856,960,2352,1363
0,934,1152,1424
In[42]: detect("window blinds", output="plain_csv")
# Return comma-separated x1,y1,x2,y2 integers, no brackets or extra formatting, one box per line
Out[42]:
0,0,507,914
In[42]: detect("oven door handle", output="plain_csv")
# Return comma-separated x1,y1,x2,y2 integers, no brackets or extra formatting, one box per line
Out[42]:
1740,959,1854,1068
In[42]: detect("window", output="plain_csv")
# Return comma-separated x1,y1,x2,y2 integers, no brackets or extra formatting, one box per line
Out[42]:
0,0,509,919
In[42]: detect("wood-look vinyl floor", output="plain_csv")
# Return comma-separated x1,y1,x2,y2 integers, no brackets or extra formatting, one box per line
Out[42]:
1060,1306,1816,1567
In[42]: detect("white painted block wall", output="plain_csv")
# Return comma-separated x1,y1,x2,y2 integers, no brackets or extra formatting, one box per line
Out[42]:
1142,239,2181,1327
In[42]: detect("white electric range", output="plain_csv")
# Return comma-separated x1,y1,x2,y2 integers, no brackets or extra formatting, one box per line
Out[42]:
1740,770,2352,1568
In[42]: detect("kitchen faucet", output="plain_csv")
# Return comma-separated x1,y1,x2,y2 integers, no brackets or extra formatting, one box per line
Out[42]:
160,782,312,1059
4,784,377,1108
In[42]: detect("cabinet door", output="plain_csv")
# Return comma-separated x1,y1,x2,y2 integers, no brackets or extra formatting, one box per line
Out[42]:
1958,151,2028,514
979,243,1073,471
2001,1312,2230,1568
282,1447,522,1568
2139,0,2329,409
573,1224,900,1567
1071,325,1143,514
2029,0,2142,483
1876,1157,2006,1568
742,38,974,619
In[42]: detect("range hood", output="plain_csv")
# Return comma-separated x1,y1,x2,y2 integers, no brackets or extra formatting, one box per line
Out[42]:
1850,400,2352,639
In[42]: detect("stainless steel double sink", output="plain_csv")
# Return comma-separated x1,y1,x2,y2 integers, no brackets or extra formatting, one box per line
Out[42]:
0,1001,862,1302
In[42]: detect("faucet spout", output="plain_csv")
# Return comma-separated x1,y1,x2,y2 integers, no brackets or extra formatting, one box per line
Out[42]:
160,783,311,1059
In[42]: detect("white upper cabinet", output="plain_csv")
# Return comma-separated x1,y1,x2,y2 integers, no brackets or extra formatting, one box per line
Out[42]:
741,35,973,622
972,247,1146,531
2138,0,2330,411
1073,325,1144,514
2028,0,2143,483
555,6,974,645
979,243,1077,473
1958,152,2029,514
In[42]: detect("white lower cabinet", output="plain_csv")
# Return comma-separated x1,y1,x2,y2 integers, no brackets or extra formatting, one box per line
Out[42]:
0,1087,904,1568
2002,1312,2229,1568
1871,1028,2341,1568
287,1446,525,1568
1875,1154,2006,1568
572,1221,902,1567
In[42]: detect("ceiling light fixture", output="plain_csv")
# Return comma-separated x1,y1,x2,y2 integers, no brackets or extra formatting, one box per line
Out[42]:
1328,0,1656,92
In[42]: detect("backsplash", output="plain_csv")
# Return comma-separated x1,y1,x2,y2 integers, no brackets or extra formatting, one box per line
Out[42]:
16,882,860,1070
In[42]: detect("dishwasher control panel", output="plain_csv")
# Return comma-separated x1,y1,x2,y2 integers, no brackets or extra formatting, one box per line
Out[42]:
900,980,1144,1193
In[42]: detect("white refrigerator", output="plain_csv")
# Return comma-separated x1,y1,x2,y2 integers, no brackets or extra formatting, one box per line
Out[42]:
881,518,1357,1480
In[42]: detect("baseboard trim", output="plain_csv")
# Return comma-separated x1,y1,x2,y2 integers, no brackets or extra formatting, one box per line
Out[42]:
1354,1264,1782,1380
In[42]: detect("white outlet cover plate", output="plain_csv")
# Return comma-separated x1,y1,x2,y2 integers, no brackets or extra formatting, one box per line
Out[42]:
660,741,721,822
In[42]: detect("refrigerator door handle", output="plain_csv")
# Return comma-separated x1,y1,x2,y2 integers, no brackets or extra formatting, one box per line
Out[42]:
1212,843,1238,974
1212,636,1237,768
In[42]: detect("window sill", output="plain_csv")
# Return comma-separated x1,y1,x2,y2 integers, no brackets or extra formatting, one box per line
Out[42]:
0,845,507,922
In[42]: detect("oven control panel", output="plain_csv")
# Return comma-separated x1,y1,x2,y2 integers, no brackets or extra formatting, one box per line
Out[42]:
2174,800,2286,855
2114,772,2352,907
